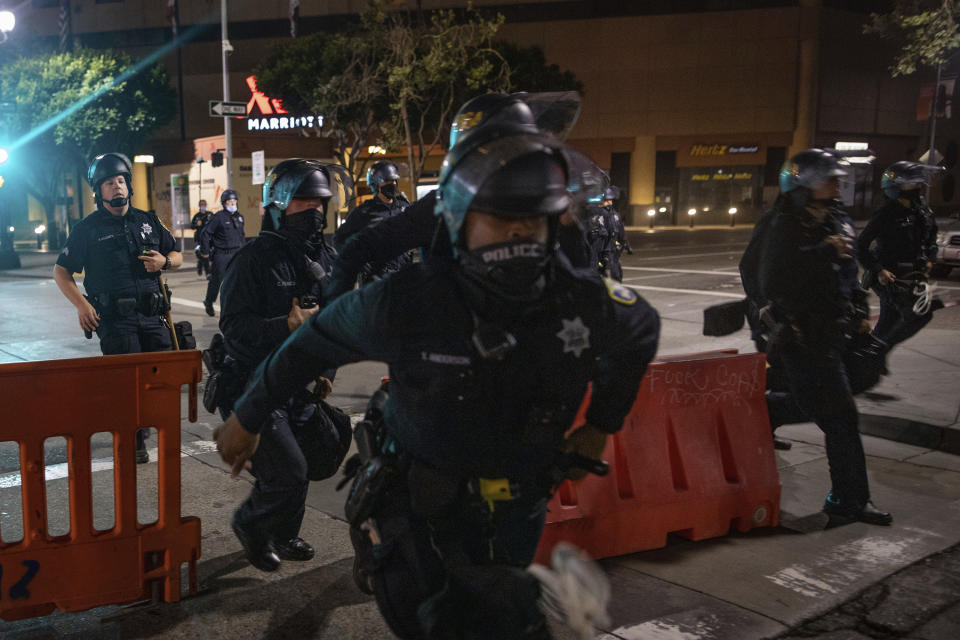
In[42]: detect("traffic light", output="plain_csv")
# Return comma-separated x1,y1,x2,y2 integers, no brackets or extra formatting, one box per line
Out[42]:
211,151,224,167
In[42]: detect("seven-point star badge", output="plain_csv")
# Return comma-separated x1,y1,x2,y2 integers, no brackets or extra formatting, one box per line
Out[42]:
556,316,591,358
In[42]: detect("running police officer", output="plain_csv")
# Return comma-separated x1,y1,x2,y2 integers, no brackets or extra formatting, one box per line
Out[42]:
216,159,352,572
333,160,413,286
761,148,891,527
215,129,660,639
53,153,182,463
857,161,940,352
190,199,211,278
199,189,246,316
323,92,576,302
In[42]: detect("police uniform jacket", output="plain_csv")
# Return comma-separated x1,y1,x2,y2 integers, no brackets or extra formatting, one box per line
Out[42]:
190,211,212,239
856,198,938,275
219,231,336,370
325,191,452,300
199,208,246,255
56,206,176,298
333,194,413,276
233,257,660,485
585,205,613,267
760,202,862,342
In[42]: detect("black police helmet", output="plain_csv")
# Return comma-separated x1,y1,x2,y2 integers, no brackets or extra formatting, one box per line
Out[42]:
470,151,570,219
604,186,620,202
366,161,400,194
220,189,238,206
448,93,539,150
779,148,847,194
262,158,334,230
87,153,133,202
436,132,570,247
881,161,935,199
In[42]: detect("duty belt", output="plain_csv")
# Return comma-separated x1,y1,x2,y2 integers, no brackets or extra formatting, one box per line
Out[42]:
87,291,167,317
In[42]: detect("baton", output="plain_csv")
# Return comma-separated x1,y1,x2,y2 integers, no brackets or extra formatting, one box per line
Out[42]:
158,274,180,350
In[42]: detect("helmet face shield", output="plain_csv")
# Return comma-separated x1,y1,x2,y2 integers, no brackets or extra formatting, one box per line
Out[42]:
565,149,610,231
881,161,944,198
448,91,582,149
779,148,848,194
262,159,353,230
436,134,571,246
521,91,582,142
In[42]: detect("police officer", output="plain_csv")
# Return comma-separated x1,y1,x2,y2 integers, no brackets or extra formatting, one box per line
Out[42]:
217,159,351,572
53,153,182,463
602,186,631,282
761,148,891,527
857,161,940,352
585,196,613,278
215,129,660,639
190,199,211,278
199,189,246,316
323,93,552,303
332,160,413,286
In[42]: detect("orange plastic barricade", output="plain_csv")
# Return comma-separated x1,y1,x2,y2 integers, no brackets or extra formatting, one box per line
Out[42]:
0,351,202,621
536,351,780,562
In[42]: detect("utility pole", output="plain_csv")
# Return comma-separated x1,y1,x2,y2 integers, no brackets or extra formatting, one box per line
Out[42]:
926,61,943,201
221,0,233,189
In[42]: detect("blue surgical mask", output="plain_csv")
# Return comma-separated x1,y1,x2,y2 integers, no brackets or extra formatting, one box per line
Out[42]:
199,205,206,212
226,204,238,213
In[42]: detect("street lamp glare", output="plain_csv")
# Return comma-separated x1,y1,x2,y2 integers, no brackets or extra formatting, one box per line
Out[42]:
658,206,666,213
647,209,655,217
688,208,696,216
0,11,15,34
0,148,8,165
728,207,738,214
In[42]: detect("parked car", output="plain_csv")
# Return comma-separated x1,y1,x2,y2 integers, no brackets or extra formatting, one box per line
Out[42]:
933,216,960,277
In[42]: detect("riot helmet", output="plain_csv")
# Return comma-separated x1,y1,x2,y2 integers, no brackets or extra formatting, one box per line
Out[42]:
565,150,610,230
436,132,571,302
220,189,239,206
366,161,401,200
87,153,133,207
881,161,941,199
262,158,352,232
779,149,848,194
448,93,539,149
603,186,620,204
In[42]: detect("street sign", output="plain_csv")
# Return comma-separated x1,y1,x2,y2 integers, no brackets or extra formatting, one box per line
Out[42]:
251,150,265,185
208,100,246,118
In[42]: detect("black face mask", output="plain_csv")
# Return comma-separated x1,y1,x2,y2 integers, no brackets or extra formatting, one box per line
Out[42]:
106,196,129,208
459,240,549,302
379,183,398,200
281,207,325,241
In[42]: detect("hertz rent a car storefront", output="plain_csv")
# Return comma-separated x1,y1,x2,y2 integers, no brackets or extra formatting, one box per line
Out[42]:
671,137,770,226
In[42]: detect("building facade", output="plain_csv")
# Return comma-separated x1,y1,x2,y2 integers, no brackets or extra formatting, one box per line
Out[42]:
11,0,941,237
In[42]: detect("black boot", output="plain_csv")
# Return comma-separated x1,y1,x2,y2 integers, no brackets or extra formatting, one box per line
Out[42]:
275,537,315,561
232,513,281,572
823,493,892,527
204,301,216,317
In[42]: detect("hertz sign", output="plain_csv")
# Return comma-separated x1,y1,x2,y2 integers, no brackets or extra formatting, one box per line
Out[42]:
689,143,760,156
244,75,324,132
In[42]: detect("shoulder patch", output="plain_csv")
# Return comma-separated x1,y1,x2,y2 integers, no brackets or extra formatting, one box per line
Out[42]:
604,278,637,305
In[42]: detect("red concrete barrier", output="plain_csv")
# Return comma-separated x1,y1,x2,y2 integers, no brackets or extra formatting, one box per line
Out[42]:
536,351,780,562
0,351,202,621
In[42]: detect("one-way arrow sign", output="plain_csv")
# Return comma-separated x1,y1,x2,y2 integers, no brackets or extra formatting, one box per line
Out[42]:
209,100,247,118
